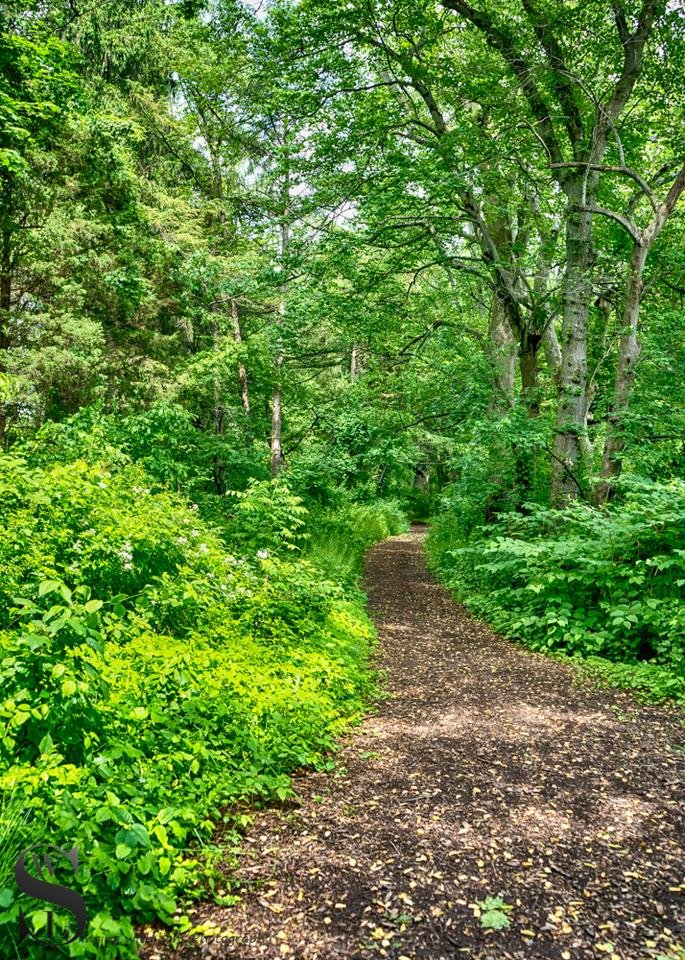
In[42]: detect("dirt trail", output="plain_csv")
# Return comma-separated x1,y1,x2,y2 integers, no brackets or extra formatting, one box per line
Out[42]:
141,528,685,960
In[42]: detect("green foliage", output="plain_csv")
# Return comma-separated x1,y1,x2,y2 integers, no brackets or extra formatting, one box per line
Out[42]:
225,479,309,555
474,896,513,930
0,451,393,958
432,407,553,538
428,477,685,700
0,789,45,921
306,499,408,583
573,657,685,706
2,0,684,952
23,404,266,505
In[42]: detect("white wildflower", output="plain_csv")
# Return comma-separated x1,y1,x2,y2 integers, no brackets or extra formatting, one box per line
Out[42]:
118,541,134,571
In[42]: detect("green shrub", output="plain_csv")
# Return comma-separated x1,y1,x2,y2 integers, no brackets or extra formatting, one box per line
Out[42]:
0,453,383,958
306,499,408,583
573,657,685,705
223,479,309,556
22,403,266,504
428,477,685,700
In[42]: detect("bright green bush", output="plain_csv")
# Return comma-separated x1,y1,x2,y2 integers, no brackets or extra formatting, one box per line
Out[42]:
305,499,408,583
0,452,385,958
223,479,310,555
22,403,266,503
428,477,685,701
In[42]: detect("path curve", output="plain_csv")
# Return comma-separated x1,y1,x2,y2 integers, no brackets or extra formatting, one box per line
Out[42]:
142,528,685,960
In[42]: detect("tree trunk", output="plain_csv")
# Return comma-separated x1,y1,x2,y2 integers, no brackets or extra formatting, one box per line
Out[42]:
415,464,430,495
0,227,12,445
211,314,227,494
542,319,562,388
271,213,289,478
551,177,594,504
595,246,647,502
519,332,541,415
594,163,685,501
271,352,283,478
231,298,251,418
350,344,358,381
487,295,516,414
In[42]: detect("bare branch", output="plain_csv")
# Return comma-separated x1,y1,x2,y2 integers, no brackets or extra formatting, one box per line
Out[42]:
550,161,658,212
579,204,640,242
593,0,660,160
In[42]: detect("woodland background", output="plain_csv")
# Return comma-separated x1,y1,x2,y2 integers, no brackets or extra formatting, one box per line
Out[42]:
0,0,684,955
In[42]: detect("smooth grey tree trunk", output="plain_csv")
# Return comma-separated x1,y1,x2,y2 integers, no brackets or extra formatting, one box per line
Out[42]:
596,244,647,498
595,162,685,501
271,214,289,478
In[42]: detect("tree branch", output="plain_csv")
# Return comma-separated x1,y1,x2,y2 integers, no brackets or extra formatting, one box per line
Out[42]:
593,0,659,160
441,0,565,165
550,161,658,213
520,0,586,151
579,205,640,243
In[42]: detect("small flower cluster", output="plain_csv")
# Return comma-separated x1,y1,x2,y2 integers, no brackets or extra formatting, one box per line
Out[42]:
117,541,134,571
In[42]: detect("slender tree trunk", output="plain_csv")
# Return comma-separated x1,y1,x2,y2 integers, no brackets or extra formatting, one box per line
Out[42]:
595,245,647,501
271,212,289,478
519,331,541,415
0,227,13,445
415,464,430,495
551,177,595,504
211,315,227,494
584,295,613,440
542,320,562,388
594,162,685,502
485,295,516,517
271,354,283,478
231,298,250,418
350,344,358,381
204,136,253,451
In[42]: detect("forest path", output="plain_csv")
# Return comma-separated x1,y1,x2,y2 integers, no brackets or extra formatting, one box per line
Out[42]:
142,527,685,960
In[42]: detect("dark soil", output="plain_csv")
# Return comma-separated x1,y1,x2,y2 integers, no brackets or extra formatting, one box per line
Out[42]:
139,528,685,960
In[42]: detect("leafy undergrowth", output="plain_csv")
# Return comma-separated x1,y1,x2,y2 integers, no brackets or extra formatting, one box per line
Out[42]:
305,500,408,585
427,477,685,707
571,657,685,706
0,453,404,958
